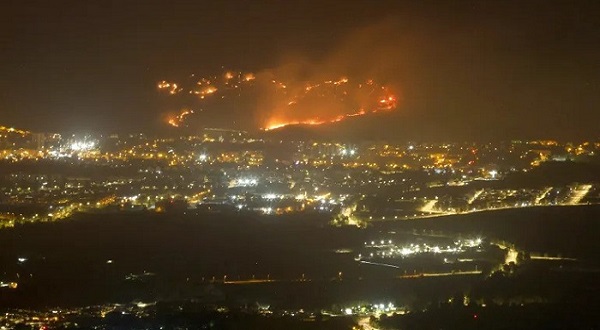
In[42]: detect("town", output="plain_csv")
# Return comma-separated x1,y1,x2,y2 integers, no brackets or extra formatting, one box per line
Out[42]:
1,125,598,228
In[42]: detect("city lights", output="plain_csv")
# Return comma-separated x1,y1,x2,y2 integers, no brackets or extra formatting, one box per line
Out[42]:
2,1,599,328
70,140,96,151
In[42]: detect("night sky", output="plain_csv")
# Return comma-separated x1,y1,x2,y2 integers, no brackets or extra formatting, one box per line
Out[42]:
1,0,599,140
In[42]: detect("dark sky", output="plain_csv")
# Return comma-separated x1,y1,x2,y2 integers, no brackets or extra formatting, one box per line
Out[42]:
1,0,599,140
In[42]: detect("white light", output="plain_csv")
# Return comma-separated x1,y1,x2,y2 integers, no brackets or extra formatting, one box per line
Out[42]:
264,193,277,200
70,140,96,152
344,308,353,315
235,178,258,187
17,257,27,263
199,154,207,161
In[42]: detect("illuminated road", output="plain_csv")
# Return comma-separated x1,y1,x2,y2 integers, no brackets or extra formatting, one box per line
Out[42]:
567,184,592,205
187,189,212,205
360,260,482,276
467,189,484,204
530,256,577,261
419,200,450,214
221,277,311,285
402,201,600,222
359,260,401,269
358,316,379,330
535,187,553,204
211,268,482,286
224,279,277,284
398,270,482,278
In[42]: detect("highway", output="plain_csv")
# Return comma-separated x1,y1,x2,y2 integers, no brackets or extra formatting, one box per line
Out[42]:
398,270,482,278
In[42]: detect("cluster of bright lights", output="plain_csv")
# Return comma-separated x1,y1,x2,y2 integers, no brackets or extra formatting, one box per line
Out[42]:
364,239,394,247
462,238,483,248
235,178,258,187
122,195,140,202
262,193,281,200
359,238,483,260
340,149,356,156
343,302,397,315
70,141,96,152
0,282,18,289
260,207,273,214
0,126,31,136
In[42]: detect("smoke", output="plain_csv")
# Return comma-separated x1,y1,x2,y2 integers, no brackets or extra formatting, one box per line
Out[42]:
253,20,407,128
157,20,410,131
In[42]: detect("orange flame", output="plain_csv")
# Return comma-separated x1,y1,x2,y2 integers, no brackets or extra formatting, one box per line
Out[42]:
263,89,398,131
158,71,399,130
262,97,396,131
167,109,194,128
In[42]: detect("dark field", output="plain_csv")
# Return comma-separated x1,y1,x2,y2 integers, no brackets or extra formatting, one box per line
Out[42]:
1,205,599,309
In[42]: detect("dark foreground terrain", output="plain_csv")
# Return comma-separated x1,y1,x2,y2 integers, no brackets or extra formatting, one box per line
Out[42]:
1,206,599,328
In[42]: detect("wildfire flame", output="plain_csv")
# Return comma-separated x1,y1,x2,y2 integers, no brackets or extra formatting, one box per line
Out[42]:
263,95,396,131
158,70,399,130
167,109,194,128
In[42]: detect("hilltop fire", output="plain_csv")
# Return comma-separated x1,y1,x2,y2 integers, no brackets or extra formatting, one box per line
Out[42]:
157,70,399,130
263,94,397,131
167,109,194,128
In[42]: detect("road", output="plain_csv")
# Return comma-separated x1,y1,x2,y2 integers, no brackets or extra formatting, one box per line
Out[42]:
567,184,592,205
467,189,484,204
358,316,379,330
398,270,482,278
534,187,553,204
419,199,451,214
